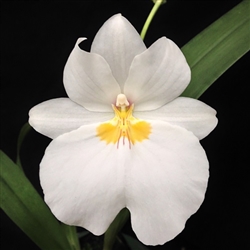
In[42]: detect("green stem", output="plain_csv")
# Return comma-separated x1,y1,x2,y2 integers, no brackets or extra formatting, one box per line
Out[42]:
140,0,166,40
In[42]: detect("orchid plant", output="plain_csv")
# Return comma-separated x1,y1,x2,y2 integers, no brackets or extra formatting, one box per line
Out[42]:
1,1,249,250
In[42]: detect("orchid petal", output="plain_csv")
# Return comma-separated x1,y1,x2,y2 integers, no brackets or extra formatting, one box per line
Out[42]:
40,124,126,235
63,38,121,112
126,121,209,245
40,120,208,245
91,14,146,89
124,37,191,111
29,98,113,139
134,97,218,140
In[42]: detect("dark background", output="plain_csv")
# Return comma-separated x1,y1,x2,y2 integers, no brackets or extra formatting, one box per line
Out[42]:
1,1,249,250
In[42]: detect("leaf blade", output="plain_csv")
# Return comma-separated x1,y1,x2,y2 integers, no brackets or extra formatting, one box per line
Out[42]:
103,208,130,250
16,122,31,169
181,0,250,98
0,150,73,250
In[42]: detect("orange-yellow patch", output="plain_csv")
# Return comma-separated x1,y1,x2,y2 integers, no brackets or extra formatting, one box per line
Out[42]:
96,104,151,148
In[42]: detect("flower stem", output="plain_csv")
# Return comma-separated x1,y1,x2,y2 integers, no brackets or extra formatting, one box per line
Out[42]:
140,0,166,40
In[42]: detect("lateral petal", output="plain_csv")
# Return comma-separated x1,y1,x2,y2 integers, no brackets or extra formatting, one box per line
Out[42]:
126,121,209,245
63,38,121,112
134,97,218,140
29,98,113,139
91,14,146,89
124,37,191,111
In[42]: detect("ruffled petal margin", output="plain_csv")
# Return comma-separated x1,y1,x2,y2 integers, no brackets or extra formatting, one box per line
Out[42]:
40,120,208,245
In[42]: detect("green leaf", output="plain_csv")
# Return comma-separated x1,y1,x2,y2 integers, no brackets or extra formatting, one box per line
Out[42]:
61,224,81,250
16,122,31,169
122,234,149,250
0,150,74,250
103,208,130,250
181,0,250,99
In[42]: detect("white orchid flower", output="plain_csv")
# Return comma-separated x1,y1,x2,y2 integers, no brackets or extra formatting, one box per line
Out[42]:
29,14,217,245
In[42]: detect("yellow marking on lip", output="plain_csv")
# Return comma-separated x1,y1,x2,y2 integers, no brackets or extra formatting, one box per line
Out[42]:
96,104,151,148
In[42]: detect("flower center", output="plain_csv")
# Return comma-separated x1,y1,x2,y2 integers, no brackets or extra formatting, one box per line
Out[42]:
96,94,151,148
